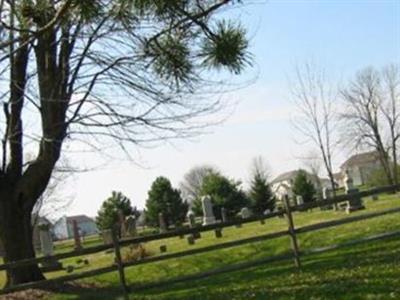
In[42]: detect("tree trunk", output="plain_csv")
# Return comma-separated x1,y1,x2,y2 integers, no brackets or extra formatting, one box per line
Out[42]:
0,186,45,287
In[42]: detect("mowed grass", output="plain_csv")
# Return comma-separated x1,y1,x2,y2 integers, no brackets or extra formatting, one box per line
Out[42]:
1,194,400,299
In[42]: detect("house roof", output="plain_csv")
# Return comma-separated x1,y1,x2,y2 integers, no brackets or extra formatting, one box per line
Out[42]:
271,169,315,184
66,215,95,224
340,151,380,170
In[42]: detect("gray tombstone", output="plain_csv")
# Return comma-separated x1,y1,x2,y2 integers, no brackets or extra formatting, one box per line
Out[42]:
39,222,62,271
221,207,228,223
39,224,54,256
159,212,167,233
202,195,216,225
102,229,113,245
125,216,137,237
240,207,251,219
187,210,196,228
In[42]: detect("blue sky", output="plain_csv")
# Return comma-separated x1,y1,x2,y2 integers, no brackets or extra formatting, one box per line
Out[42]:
64,0,400,218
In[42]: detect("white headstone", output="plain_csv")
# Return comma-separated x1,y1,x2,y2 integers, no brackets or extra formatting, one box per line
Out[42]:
296,195,304,206
344,170,354,193
240,207,251,219
322,187,329,200
202,195,216,225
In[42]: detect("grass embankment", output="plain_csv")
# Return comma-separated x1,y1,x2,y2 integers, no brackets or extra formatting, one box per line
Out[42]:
2,193,400,299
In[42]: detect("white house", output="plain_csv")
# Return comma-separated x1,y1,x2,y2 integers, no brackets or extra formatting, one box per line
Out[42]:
53,215,98,240
336,151,381,187
271,170,331,201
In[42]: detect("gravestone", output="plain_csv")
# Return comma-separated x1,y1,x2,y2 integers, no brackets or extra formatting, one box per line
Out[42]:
39,223,62,271
202,195,216,225
187,210,196,228
296,195,304,206
159,212,167,233
73,220,82,251
160,245,167,253
322,187,330,200
39,223,54,256
102,229,113,245
221,207,228,223
321,187,334,210
240,207,251,219
215,228,223,238
125,216,137,237
344,171,365,213
344,171,354,193
118,209,127,237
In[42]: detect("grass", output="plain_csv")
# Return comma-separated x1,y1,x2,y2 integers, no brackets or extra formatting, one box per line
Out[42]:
2,194,400,299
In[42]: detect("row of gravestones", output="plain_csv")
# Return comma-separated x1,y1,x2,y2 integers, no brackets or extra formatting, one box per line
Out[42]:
190,195,256,226
0,171,369,259
0,219,82,270
287,172,366,214
101,210,138,245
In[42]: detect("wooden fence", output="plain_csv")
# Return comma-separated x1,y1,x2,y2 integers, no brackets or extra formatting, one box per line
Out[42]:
1,184,400,298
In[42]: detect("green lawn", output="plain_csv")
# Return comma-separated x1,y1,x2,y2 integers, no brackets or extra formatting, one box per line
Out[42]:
2,194,400,299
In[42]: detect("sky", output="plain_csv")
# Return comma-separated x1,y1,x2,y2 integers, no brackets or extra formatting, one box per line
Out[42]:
62,0,400,218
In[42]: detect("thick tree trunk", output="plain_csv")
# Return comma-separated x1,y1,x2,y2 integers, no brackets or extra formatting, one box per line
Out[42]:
0,186,45,287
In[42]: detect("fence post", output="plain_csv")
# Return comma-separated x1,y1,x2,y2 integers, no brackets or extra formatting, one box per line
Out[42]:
111,226,129,299
283,195,301,269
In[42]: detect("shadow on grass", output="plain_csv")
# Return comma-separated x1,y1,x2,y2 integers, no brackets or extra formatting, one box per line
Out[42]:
134,237,400,300
15,237,399,300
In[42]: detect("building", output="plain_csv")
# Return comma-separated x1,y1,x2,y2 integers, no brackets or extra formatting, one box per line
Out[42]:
53,215,98,240
271,169,331,201
337,151,381,187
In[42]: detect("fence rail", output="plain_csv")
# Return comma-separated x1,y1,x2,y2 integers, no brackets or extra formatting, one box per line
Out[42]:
1,184,400,296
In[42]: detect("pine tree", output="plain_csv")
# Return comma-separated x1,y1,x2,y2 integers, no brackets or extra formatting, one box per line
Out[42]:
249,172,275,214
145,177,188,228
192,173,249,219
292,170,316,203
96,191,135,230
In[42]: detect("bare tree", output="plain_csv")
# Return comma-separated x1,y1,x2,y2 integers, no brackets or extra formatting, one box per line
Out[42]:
249,155,270,181
340,67,393,185
380,64,400,185
302,150,323,193
32,158,75,223
290,62,338,202
0,0,251,286
180,164,218,204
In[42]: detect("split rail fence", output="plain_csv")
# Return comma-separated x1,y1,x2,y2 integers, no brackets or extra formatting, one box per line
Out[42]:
1,184,400,298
